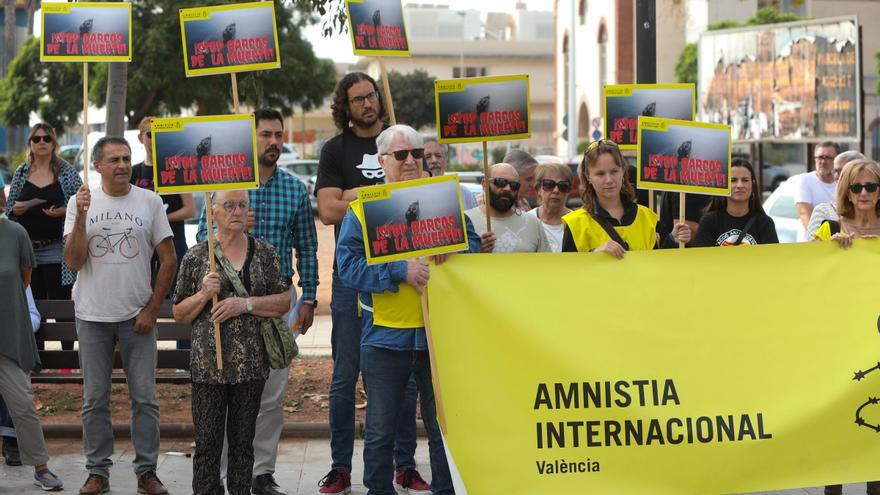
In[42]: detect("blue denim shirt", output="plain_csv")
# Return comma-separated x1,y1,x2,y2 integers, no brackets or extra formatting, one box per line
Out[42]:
336,208,481,351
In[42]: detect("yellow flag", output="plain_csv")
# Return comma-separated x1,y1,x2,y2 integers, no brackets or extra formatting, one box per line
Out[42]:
427,241,880,494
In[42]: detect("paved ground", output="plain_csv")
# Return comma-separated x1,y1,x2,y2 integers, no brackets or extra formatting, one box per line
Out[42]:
0,438,869,494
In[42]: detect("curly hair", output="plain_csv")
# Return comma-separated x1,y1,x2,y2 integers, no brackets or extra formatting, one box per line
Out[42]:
578,140,634,215
330,72,386,131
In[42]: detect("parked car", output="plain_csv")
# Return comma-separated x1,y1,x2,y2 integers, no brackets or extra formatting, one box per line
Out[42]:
59,145,80,165
306,175,318,212
762,173,805,243
184,193,206,248
278,158,318,183
280,143,300,162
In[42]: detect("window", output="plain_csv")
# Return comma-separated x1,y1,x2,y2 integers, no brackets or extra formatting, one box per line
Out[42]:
598,23,608,90
453,67,486,78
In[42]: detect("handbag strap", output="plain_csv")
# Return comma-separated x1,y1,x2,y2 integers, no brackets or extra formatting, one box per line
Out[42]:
732,216,757,246
212,241,249,299
589,212,630,251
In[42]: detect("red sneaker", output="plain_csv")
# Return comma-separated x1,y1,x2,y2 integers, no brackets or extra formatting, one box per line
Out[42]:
394,469,431,495
318,469,351,494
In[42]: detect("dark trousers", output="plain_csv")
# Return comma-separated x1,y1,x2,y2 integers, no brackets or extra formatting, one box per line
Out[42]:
30,263,73,351
826,482,880,495
192,380,265,495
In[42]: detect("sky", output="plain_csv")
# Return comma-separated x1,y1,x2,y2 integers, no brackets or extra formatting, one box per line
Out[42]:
304,0,555,63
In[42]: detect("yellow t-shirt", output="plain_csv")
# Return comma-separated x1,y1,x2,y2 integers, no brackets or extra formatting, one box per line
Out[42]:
562,206,659,252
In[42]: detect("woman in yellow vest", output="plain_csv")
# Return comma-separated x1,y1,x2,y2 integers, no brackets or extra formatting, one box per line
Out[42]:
811,158,880,495
561,139,689,256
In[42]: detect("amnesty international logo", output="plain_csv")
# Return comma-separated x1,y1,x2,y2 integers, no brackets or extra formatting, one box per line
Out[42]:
853,315,880,433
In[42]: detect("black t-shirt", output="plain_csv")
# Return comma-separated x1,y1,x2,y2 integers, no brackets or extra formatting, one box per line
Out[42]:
693,209,779,247
130,162,185,239
657,191,712,239
17,180,65,243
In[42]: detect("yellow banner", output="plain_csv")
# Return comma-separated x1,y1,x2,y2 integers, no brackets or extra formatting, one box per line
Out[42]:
427,242,880,494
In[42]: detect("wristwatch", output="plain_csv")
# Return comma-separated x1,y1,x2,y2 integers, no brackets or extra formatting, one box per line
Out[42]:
245,298,253,313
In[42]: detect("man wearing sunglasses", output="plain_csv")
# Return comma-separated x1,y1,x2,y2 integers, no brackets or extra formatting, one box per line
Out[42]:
796,141,840,241
806,150,865,241
335,124,480,495
465,163,552,253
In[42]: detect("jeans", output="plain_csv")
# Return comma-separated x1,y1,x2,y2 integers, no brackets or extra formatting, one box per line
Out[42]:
328,277,419,474
360,346,452,495
76,317,160,478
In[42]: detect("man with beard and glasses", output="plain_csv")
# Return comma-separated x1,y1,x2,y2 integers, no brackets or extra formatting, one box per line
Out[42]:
796,141,840,241
64,137,176,495
465,163,551,253
196,108,318,495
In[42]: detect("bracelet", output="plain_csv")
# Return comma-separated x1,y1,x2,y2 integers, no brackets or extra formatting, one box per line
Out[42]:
302,299,318,307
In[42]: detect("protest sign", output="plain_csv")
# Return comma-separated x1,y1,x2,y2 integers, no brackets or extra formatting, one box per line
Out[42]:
345,0,410,56
435,75,531,144
40,2,132,62
603,84,695,150
637,116,731,196
356,175,468,264
150,114,258,194
179,2,281,77
428,241,880,494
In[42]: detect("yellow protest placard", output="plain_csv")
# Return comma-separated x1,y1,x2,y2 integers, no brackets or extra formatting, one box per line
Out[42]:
434,74,531,144
603,83,695,150
428,241,880,494
345,0,410,56
40,2,132,62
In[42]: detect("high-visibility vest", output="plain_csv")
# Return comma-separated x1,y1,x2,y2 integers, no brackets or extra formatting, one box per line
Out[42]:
351,199,424,328
561,206,658,252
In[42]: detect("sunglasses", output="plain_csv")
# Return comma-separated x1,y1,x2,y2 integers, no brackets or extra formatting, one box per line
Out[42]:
30,135,53,144
385,148,424,161
540,179,572,193
489,177,521,191
221,201,250,213
586,139,619,152
848,182,880,194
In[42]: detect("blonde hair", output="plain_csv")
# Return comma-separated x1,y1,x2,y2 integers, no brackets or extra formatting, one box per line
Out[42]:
836,159,880,219
534,162,573,185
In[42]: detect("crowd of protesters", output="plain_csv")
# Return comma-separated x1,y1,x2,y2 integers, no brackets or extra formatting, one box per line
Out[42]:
1,71,878,495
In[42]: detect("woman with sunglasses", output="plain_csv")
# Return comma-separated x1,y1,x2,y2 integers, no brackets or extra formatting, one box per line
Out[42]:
173,189,291,495
6,123,82,349
814,159,880,246
693,159,778,247
528,163,573,252
561,139,689,256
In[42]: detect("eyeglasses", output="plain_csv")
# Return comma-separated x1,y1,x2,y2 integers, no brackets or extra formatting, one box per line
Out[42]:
30,135,52,144
848,182,880,194
586,139,619,153
384,148,424,161
814,155,835,161
489,177,521,191
221,201,250,213
349,91,379,106
540,179,572,193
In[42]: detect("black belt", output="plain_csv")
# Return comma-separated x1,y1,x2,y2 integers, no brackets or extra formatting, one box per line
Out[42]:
32,238,61,249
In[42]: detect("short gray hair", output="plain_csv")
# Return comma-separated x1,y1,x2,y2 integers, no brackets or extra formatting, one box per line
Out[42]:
423,135,448,155
92,136,131,164
503,149,538,175
376,125,423,155
834,150,865,167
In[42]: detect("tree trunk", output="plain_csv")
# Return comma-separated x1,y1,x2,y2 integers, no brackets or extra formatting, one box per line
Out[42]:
104,62,128,137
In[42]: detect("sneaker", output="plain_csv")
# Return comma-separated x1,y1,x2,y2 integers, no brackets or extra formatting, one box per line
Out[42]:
79,474,110,495
318,469,351,494
34,467,64,492
394,469,431,494
3,437,21,466
251,473,288,495
137,471,169,495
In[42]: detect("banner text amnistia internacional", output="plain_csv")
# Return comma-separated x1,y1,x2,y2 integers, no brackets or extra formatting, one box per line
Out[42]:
533,379,773,448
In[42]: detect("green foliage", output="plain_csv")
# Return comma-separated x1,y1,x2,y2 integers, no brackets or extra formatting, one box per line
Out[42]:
293,0,347,37
0,37,86,136
490,146,506,165
382,69,436,130
576,140,591,155
675,8,808,85
1,0,337,133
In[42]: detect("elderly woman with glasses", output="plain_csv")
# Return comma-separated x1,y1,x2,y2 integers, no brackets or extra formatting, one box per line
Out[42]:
561,139,690,256
172,190,290,495
6,123,82,348
527,162,574,252
814,159,880,247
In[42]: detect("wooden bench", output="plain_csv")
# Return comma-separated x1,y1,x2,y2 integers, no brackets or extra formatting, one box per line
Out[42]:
32,300,192,384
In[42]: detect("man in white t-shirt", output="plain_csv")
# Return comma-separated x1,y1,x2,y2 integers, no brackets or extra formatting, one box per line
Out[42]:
63,137,176,495
795,141,839,241
465,163,551,253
